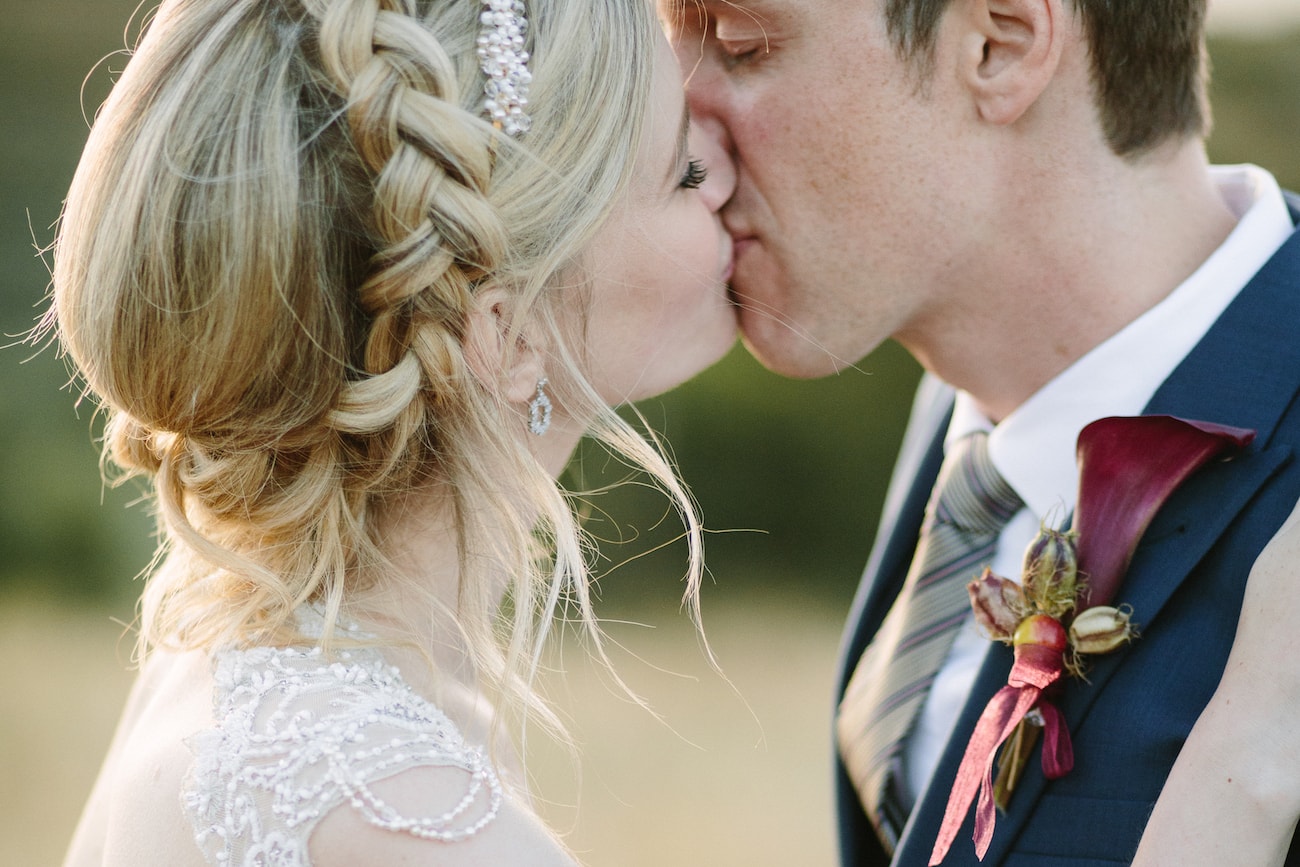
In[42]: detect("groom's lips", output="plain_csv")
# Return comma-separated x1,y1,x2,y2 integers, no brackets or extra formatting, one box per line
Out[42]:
731,236,758,272
723,215,756,253
722,213,758,282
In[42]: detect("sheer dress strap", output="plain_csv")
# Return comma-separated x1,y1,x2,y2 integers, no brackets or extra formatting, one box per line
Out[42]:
183,642,502,866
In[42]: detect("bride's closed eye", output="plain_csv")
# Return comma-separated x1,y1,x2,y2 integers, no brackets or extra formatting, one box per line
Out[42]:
679,158,708,190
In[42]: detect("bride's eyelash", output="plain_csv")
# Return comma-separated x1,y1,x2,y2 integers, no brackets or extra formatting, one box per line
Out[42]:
679,158,708,190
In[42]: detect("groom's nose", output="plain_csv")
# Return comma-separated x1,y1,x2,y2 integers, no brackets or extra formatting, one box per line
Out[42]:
682,72,735,162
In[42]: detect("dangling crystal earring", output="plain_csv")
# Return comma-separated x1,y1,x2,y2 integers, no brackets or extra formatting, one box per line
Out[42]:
528,377,552,436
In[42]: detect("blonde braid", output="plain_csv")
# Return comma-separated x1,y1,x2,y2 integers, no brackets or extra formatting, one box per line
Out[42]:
301,0,577,725
310,0,514,469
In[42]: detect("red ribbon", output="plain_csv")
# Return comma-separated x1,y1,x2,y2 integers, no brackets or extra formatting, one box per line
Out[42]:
929,644,1073,865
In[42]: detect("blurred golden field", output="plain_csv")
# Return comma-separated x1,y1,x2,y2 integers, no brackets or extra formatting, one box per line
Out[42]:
0,602,139,866
2,595,845,866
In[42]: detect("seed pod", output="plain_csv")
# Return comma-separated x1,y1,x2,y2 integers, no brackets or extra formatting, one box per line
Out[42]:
968,569,1027,642
1068,605,1136,655
1021,527,1080,618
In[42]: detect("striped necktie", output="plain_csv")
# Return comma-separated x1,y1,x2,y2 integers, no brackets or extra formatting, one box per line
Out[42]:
837,430,1022,853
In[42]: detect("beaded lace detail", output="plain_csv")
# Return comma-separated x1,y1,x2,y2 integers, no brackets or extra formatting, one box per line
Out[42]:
182,632,503,866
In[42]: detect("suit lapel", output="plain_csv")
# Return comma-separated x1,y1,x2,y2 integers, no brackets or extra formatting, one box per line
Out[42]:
896,219,1300,865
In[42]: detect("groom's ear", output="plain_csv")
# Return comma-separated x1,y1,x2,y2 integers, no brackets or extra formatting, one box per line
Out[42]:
956,0,1064,126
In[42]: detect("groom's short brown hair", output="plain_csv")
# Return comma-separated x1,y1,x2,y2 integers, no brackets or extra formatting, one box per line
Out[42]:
885,0,1210,157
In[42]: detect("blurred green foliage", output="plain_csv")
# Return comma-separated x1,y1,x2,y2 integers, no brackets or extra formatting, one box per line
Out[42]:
2,3,1297,617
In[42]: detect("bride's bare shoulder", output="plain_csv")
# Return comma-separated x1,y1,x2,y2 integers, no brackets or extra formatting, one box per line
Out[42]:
1130,499,1300,867
1248,498,1300,590
64,649,214,867
1231,498,1300,691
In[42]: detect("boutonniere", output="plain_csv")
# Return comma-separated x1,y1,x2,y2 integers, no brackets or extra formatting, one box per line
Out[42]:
929,415,1255,866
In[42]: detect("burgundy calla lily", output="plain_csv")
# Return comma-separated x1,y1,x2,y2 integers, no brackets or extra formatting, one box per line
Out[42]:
1073,415,1254,610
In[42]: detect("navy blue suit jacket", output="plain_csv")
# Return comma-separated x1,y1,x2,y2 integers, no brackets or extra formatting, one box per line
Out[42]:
835,201,1300,866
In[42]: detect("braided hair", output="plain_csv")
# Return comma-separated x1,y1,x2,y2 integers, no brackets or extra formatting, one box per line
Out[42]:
49,0,702,730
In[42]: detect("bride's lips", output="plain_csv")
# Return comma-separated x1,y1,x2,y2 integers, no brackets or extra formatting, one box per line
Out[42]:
720,231,736,282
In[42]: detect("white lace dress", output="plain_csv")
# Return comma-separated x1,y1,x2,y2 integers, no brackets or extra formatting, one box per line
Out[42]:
182,636,503,866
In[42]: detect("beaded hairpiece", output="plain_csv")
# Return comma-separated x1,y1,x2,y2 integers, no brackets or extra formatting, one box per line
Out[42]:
476,0,532,136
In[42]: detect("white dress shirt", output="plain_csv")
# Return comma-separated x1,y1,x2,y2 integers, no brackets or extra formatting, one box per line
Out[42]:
901,164,1295,808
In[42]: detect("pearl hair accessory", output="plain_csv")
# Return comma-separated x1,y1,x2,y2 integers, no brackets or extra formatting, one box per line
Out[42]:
476,0,532,136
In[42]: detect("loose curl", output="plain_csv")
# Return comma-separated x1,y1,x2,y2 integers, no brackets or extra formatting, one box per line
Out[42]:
48,0,702,741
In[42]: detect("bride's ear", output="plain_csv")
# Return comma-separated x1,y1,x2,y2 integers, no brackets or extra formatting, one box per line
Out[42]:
464,287,548,408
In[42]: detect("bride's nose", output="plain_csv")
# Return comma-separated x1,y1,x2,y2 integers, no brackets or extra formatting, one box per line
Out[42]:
690,118,735,213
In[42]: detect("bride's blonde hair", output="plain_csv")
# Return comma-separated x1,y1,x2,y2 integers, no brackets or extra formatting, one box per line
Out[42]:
48,0,701,730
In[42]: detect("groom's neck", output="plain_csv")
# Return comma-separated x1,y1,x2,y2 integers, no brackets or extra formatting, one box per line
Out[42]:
900,138,1237,423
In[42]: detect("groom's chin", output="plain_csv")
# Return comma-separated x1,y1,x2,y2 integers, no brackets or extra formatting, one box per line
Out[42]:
736,319,859,381
729,254,879,379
